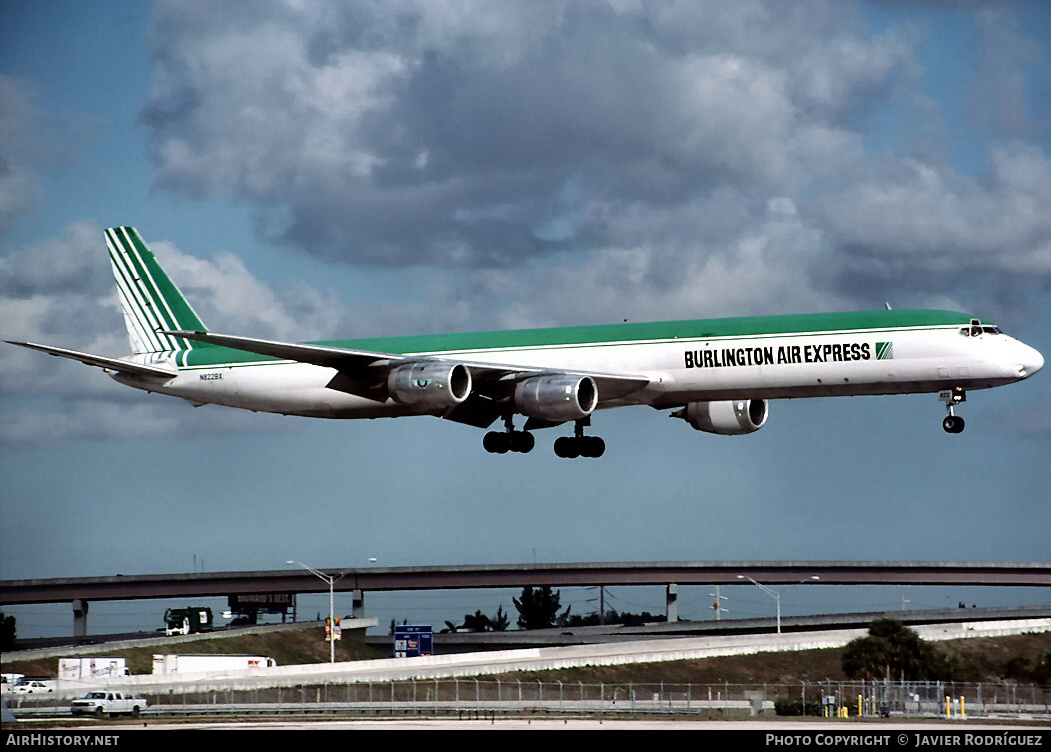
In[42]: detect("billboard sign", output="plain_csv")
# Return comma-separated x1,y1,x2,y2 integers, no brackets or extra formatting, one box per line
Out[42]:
393,625,433,658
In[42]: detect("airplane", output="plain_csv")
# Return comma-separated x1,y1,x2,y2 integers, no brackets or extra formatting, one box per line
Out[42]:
5,227,1044,458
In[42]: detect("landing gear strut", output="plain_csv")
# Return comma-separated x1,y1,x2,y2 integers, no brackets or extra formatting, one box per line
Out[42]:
483,415,535,454
553,418,605,458
939,388,966,434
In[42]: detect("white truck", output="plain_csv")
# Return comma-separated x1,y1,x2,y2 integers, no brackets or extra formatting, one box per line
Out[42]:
70,690,148,718
151,654,276,674
59,657,128,682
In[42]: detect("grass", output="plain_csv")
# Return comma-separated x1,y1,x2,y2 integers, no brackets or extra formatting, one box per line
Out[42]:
501,631,1051,685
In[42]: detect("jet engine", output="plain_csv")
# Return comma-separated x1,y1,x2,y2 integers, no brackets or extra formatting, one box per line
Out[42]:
388,362,472,409
515,375,598,422
676,399,768,435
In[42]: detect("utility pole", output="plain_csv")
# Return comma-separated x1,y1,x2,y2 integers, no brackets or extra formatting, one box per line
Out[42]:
710,585,728,620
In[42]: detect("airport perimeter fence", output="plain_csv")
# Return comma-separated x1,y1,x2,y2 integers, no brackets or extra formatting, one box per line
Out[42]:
8,679,1051,719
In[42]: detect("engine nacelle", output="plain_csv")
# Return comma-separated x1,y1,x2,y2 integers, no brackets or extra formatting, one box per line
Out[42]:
515,375,598,422
679,399,768,435
388,362,472,409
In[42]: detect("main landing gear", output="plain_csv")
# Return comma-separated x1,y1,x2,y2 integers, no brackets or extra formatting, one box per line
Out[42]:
940,387,966,434
553,418,605,459
482,416,606,457
483,415,535,454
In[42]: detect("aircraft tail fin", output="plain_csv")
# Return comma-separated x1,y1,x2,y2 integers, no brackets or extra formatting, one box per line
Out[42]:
105,227,210,355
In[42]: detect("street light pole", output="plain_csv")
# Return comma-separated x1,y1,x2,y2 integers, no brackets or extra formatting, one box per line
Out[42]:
737,575,820,634
287,560,338,663
738,575,782,633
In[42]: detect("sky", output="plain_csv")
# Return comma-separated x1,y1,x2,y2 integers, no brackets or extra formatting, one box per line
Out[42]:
1,0,1049,639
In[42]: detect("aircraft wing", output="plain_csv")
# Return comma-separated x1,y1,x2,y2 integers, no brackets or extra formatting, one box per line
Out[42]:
4,341,178,379
164,329,652,405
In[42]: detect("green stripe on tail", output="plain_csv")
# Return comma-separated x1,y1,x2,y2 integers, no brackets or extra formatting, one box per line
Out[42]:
105,227,209,356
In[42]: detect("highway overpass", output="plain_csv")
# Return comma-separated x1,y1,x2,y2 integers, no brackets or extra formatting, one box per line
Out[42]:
3,561,1049,637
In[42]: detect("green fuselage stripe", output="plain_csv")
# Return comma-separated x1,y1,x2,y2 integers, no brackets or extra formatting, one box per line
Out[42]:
180,309,977,369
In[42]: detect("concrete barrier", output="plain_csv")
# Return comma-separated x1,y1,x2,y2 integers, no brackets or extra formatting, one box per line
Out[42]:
32,618,1050,698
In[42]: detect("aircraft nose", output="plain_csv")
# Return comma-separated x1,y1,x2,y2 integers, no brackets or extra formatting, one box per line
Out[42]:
1017,342,1043,378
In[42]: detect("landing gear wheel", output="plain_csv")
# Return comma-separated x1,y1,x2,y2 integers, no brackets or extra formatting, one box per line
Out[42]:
581,436,605,458
553,435,604,458
483,431,510,453
484,424,534,454
942,415,965,434
553,436,579,458
510,431,535,453
553,418,605,458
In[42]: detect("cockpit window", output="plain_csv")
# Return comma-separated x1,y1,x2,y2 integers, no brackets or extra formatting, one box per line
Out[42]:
960,322,1002,337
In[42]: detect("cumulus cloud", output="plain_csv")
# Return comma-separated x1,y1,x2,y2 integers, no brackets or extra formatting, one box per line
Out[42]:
1,222,127,399
814,143,1051,297
139,1,907,268
0,222,347,442
134,0,1051,331
152,241,344,341
0,76,44,232
970,7,1050,138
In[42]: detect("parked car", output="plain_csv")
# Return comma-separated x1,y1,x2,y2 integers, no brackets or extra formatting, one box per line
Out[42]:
13,680,53,694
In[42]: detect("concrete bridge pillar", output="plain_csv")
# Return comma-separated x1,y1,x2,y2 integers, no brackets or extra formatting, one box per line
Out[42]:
352,589,365,619
72,598,89,638
666,583,678,623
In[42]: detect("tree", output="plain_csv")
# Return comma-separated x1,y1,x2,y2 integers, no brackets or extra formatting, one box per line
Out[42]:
841,635,890,680
462,610,492,632
1005,650,1051,683
490,605,510,632
868,617,928,680
513,586,567,630
443,605,511,633
925,647,964,682
842,617,961,681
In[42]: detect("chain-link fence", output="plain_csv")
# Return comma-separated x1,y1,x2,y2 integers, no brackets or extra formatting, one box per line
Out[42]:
8,679,1050,719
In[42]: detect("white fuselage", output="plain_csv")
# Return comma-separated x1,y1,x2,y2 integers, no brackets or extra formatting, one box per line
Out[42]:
114,323,1042,419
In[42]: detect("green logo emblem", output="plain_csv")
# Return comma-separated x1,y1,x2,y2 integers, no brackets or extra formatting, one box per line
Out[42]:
875,341,894,360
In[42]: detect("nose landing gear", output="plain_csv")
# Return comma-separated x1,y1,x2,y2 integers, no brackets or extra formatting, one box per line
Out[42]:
942,414,965,434
939,388,966,434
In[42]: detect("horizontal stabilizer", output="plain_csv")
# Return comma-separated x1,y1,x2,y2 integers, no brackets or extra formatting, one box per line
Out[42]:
4,341,177,379
162,329,399,373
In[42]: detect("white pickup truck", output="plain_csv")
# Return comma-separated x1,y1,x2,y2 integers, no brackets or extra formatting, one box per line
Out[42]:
70,690,148,718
